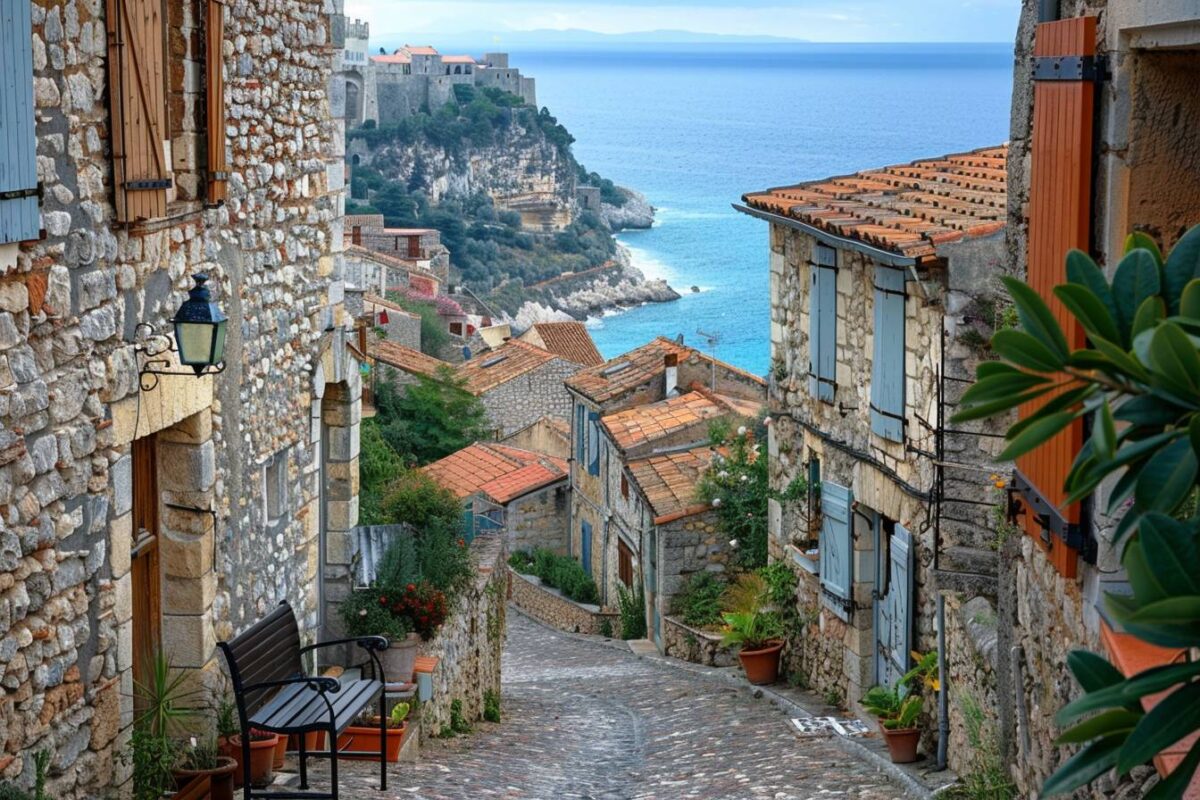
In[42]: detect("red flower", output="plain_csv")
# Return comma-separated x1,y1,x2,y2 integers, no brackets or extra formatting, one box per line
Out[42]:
406,583,416,592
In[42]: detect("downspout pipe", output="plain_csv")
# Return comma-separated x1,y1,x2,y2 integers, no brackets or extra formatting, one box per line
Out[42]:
935,315,949,771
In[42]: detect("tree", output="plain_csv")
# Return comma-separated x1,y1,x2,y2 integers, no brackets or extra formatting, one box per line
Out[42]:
374,365,490,466
952,224,1200,798
359,418,406,525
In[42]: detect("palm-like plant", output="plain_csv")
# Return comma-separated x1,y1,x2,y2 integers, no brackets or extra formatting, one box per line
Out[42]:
720,609,784,651
862,685,923,730
952,224,1200,798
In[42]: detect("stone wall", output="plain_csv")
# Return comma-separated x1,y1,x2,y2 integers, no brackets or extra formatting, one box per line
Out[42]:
417,535,506,735
506,484,569,556
655,512,731,617
508,568,618,636
661,616,735,668
479,359,580,438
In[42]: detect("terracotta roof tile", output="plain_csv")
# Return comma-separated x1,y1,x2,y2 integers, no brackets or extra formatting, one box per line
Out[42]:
743,145,1007,261
602,391,726,452
523,322,604,366
442,55,477,64
458,340,561,395
422,443,568,503
403,45,439,55
626,446,718,524
370,341,446,379
566,337,766,405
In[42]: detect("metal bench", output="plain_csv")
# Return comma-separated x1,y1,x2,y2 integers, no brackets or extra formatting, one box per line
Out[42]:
217,601,390,799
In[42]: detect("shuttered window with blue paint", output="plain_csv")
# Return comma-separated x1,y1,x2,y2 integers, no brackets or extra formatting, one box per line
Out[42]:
0,0,40,244
819,480,853,620
587,410,600,476
870,266,906,442
807,243,838,402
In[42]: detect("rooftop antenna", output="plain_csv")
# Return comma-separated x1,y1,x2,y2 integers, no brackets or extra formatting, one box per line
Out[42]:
696,328,720,391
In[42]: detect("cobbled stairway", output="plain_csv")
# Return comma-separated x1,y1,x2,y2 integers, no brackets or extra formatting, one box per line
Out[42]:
326,611,909,799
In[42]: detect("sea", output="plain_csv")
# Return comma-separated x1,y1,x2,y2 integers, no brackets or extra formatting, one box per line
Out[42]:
490,43,1015,376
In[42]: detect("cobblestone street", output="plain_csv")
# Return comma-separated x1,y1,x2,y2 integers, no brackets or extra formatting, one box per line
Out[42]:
329,611,909,799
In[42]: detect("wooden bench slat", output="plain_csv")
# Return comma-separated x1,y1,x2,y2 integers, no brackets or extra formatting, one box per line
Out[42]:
250,680,382,734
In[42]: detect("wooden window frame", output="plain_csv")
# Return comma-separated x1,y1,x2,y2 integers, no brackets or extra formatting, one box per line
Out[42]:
617,538,633,587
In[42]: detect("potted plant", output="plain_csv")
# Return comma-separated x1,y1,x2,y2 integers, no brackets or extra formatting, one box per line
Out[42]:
126,649,205,800
173,737,237,800
861,651,939,764
230,728,279,788
336,702,411,763
721,608,785,684
340,588,419,682
215,697,244,788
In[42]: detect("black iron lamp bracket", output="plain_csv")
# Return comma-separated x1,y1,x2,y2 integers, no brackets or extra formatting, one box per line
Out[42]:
134,322,226,392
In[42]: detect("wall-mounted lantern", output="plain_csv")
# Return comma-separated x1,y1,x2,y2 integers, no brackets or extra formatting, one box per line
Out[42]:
137,273,228,391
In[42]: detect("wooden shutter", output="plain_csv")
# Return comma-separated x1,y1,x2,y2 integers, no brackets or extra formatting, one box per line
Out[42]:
131,436,161,690
876,523,913,687
106,0,170,222
587,411,600,476
617,538,633,587
581,520,592,576
204,0,227,205
871,266,906,442
0,0,40,244
808,244,837,402
819,480,853,619
1014,16,1096,578
575,403,585,463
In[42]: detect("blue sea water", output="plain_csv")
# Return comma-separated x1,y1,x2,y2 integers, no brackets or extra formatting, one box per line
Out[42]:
506,43,1015,375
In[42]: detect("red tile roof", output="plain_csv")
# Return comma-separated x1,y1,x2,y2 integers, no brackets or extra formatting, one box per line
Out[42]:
602,391,727,452
404,45,439,56
522,322,604,366
442,55,478,64
372,52,411,64
458,340,560,395
627,446,718,524
742,145,1007,261
370,340,446,379
566,337,766,405
422,443,568,504
363,294,419,319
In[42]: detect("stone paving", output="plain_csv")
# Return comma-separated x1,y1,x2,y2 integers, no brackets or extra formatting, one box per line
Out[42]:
319,611,910,799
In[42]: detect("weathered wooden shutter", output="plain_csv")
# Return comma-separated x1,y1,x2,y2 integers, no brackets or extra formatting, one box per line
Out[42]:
819,480,853,619
1014,16,1096,578
588,411,600,476
876,523,913,687
808,244,837,402
0,0,40,244
871,266,906,442
106,0,170,222
204,0,228,205
581,520,592,576
575,403,585,463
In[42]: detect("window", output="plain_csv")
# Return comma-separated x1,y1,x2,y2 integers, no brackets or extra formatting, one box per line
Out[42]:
620,472,629,500
808,243,837,402
264,450,288,523
818,480,853,620
575,403,586,463
449,322,463,336
587,411,600,476
0,0,40,244
870,266,906,442
617,539,634,587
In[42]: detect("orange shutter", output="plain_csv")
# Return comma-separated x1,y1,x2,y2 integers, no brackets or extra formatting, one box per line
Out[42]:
205,0,228,205
105,0,170,222
1013,16,1097,578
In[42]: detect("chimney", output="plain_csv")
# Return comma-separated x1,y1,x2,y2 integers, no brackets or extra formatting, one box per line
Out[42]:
664,353,679,396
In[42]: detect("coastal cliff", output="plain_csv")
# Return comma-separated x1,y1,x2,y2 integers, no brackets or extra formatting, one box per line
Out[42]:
346,86,667,316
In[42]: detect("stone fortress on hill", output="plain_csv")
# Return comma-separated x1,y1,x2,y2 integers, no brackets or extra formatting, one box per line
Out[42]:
330,1,537,127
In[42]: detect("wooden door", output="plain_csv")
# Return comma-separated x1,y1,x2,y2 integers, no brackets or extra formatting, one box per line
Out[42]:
131,435,161,690
407,236,421,259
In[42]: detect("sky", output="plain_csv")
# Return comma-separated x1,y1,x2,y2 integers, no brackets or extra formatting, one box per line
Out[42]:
344,0,1022,44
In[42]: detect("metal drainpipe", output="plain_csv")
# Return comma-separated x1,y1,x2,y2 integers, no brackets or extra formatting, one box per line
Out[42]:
1038,0,1059,22
935,316,949,771
937,597,949,770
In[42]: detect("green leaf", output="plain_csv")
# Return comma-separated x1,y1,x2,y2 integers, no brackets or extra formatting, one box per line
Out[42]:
1181,278,1200,319
1131,296,1166,340
976,360,1018,379
1006,385,1097,441
1135,436,1198,513
1002,276,1070,360
1105,464,1144,517
1122,538,1167,604
1055,283,1123,346
959,372,1053,405
1090,337,1151,384
1125,231,1164,264
1056,709,1141,745
1093,401,1117,460
1148,321,1200,398
1067,249,1120,325
1192,414,1200,460
1116,682,1200,773
1041,735,1123,796
1163,224,1200,315
991,329,1066,373
1066,650,1128,693
999,411,1081,461
1137,513,1200,596
949,387,1052,424
1057,661,1200,724
1114,395,1185,427
1115,595,1200,649
1143,738,1200,800
1113,249,1163,345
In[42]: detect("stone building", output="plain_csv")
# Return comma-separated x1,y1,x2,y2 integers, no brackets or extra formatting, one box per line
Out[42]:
502,415,571,460
564,338,766,609
0,0,359,794
517,321,604,367
602,390,762,638
344,214,450,285
459,340,581,439
360,294,421,352
739,147,1009,759
992,3,1200,795
422,442,569,553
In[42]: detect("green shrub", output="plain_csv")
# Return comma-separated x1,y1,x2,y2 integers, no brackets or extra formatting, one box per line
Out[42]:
510,548,599,605
670,572,726,628
617,583,647,640
483,689,501,723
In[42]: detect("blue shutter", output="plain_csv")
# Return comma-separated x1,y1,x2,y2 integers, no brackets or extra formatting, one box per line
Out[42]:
575,403,585,462
876,523,914,687
581,520,592,576
808,245,838,402
0,0,40,244
588,411,600,476
871,267,906,442
819,480,853,619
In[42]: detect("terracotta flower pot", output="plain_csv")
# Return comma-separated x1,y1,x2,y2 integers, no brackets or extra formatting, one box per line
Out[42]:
218,736,242,789
738,640,783,685
230,732,279,787
880,725,921,763
336,721,407,762
379,633,421,682
272,732,288,769
174,755,237,800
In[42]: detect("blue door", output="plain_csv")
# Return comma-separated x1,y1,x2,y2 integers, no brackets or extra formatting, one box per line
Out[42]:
581,520,592,576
